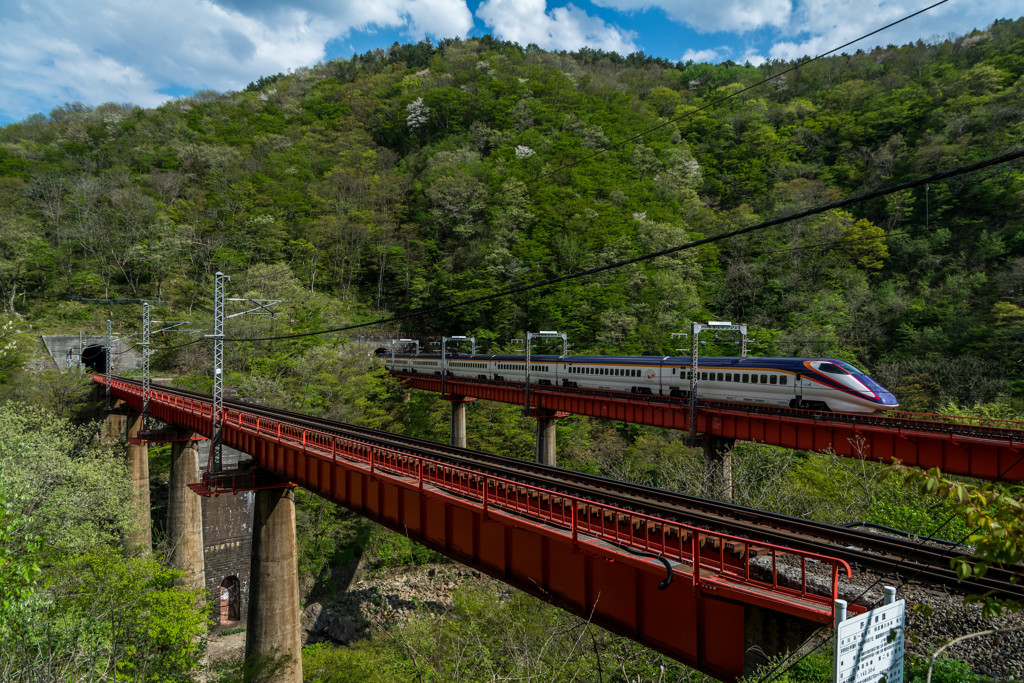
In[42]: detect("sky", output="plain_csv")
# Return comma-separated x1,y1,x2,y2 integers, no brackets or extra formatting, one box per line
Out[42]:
0,0,1020,125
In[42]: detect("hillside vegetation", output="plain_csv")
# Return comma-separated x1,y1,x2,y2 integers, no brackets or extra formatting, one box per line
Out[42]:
1,22,1023,413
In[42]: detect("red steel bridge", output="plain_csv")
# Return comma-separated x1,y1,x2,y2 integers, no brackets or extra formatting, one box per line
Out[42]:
398,373,1024,482
100,375,876,681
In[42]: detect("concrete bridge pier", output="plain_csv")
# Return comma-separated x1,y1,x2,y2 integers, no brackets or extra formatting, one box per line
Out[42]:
446,395,474,449
124,409,152,553
703,435,735,502
534,409,563,467
167,432,205,589
245,484,302,682
102,397,127,442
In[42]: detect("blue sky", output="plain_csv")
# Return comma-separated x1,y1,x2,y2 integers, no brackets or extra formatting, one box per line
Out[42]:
1,0,1020,125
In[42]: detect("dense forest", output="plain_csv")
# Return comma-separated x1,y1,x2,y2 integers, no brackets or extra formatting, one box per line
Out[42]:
1,19,1023,682
0,20,1023,411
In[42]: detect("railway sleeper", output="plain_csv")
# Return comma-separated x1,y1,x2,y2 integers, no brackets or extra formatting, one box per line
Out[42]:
700,534,721,550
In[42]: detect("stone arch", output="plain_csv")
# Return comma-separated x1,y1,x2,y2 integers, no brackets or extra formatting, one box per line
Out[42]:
219,575,241,623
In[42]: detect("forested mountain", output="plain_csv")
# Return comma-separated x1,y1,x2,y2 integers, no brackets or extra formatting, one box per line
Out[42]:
1,21,1023,411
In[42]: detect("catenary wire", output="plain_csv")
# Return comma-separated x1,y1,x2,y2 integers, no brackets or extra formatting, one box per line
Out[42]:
167,0,959,350
520,0,951,188
219,148,1024,344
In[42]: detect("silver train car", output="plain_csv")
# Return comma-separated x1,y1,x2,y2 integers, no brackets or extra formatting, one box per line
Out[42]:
380,351,898,414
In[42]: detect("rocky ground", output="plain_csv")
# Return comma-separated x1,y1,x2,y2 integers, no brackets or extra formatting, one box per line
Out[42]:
753,553,1024,680
201,563,484,672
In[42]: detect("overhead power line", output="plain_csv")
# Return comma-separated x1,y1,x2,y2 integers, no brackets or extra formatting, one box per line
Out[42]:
524,0,952,188
221,148,1024,344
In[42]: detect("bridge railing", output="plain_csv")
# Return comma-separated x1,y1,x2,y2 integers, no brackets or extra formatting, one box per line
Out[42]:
100,376,853,618
229,408,852,615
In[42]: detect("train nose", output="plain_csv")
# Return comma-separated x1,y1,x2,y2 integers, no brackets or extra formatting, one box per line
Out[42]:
876,390,899,406
855,375,899,406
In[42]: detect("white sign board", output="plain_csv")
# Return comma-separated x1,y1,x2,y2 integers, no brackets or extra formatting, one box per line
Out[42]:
834,598,905,683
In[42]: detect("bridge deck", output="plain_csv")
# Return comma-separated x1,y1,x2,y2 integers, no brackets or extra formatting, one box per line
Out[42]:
100,376,858,682
398,374,1024,482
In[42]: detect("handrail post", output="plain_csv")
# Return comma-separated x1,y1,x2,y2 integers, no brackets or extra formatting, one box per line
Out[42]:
692,532,700,584
571,502,578,543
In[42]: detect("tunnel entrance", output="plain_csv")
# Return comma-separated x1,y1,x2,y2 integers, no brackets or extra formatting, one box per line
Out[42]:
81,344,107,374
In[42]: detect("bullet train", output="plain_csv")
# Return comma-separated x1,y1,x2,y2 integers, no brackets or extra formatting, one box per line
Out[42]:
379,351,899,414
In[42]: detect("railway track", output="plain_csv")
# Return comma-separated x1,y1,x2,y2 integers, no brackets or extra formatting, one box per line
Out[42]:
124,379,1024,602
395,372,1024,443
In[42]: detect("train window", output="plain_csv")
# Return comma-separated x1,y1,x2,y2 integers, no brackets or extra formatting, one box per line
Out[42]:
760,375,768,384
742,374,749,383
819,362,849,375
701,372,707,380
780,376,788,385
717,372,723,381
725,373,732,381
770,375,777,384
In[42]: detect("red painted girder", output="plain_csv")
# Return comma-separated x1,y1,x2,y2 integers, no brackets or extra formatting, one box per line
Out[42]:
399,375,1024,482
97,376,860,680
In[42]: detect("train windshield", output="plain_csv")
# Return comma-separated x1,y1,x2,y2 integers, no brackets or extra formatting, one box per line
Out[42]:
818,360,866,375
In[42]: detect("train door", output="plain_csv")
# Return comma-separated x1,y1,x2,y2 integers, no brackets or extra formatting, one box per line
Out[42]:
794,373,805,407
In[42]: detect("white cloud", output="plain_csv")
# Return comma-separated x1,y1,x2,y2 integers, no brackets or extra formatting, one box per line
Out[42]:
476,0,638,54
767,1,1023,61
0,0,474,122
592,0,791,34
681,47,726,63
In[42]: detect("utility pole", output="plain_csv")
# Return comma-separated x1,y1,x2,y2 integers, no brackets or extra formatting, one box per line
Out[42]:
205,273,283,474
687,321,748,442
524,330,567,413
209,272,227,474
441,335,475,397
142,303,151,429
388,338,420,370
105,319,113,410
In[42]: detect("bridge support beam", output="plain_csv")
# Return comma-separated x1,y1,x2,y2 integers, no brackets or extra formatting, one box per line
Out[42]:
535,409,562,467
703,435,735,502
743,605,820,677
245,484,302,682
446,396,474,449
167,432,205,589
125,409,152,553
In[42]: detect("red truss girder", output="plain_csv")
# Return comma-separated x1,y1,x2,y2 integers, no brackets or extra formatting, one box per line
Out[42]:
98,377,856,681
399,375,1024,482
